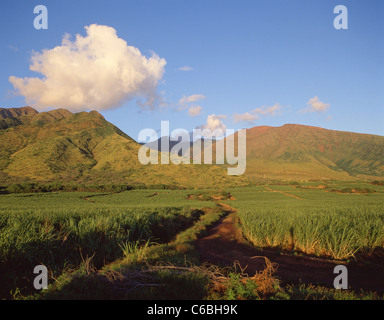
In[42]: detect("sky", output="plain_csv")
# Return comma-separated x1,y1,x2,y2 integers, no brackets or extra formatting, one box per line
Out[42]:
1,0,383,141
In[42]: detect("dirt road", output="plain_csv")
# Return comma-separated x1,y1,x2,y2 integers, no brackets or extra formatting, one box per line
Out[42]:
195,204,384,293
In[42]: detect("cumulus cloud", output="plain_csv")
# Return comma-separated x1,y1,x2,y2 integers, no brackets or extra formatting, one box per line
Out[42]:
9,24,167,111
197,114,227,137
178,65,193,71
188,105,203,117
300,96,330,113
233,112,259,124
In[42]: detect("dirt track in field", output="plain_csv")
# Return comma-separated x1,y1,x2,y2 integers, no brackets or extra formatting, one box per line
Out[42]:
195,203,384,294
263,187,303,200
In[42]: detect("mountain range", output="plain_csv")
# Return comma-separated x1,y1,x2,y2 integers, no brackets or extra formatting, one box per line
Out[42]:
0,107,245,188
0,106,383,187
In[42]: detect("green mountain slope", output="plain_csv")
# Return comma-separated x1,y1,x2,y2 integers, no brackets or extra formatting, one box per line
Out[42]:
1,107,383,186
0,107,247,188
229,124,384,180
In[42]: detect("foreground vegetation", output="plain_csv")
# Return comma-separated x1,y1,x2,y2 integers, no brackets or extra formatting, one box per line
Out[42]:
0,190,214,299
1,181,383,300
229,181,384,260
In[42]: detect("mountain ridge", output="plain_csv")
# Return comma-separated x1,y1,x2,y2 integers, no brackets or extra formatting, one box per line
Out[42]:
0,107,383,186
0,106,39,119
234,123,384,180
0,107,247,188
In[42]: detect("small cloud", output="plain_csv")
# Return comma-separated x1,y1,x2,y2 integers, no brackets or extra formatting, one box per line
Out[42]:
232,103,283,124
299,96,330,113
178,94,206,110
197,114,227,137
7,44,19,52
253,103,283,116
178,65,193,71
178,94,206,106
233,112,259,124
188,105,203,117
325,115,332,121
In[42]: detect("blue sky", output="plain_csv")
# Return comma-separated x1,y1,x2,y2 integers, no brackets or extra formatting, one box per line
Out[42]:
1,0,383,140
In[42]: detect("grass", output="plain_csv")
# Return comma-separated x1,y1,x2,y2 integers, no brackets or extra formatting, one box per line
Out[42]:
228,183,384,260
1,182,384,300
23,204,227,300
0,189,211,299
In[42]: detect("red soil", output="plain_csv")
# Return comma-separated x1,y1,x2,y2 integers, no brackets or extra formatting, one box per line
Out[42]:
195,206,384,294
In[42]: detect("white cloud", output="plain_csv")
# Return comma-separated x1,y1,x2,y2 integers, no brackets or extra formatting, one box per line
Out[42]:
178,94,206,108
197,114,227,137
300,96,330,113
9,24,166,111
178,66,193,71
188,105,203,117
233,112,259,124
253,103,283,116
232,103,283,124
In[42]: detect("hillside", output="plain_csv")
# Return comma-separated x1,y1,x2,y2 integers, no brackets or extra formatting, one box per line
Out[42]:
227,124,384,180
0,107,247,188
1,107,383,186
